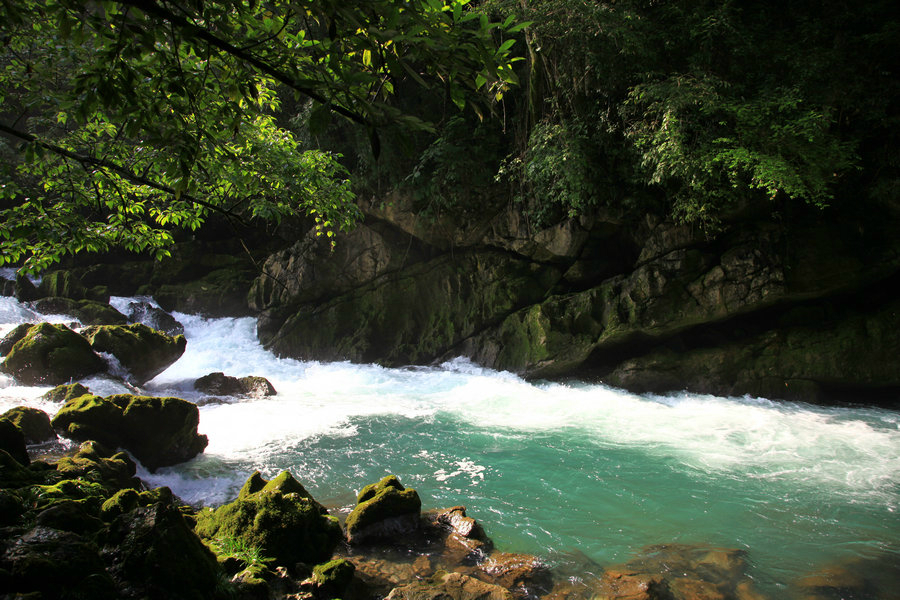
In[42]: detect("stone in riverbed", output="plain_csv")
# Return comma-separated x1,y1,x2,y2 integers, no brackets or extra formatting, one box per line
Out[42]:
1,406,56,444
195,470,341,567
80,323,186,384
386,571,513,600
51,393,207,471
42,382,92,403
32,296,128,325
123,300,185,336
194,371,277,398
0,323,32,356
0,322,106,385
345,474,422,544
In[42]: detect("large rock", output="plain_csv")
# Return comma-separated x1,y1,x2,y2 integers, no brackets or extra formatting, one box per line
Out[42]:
195,470,341,566
1,406,56,444
81,323,186,384
1,526,117,599
102,496,219,600
32,297,128,325
260,250,561,366
123,300,184,336
194,372,277,398
345,475,422,544
0,322,33,356
51,393,208,471
0,322,105,385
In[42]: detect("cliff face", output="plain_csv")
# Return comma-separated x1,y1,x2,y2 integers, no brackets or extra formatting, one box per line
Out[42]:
250,193,900,404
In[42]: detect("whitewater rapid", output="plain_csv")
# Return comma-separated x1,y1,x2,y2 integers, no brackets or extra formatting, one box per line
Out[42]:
1,294,898,592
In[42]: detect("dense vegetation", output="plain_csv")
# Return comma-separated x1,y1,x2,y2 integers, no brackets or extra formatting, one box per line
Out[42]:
1,0,897,270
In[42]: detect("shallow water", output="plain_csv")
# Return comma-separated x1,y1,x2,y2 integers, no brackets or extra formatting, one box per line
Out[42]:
2,295,898,596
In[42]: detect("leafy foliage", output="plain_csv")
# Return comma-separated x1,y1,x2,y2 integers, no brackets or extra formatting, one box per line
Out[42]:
489,0,898,228
0,0,526,272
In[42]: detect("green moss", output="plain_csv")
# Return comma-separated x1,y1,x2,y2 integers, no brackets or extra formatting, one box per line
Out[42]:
0,323,105,385
345,475,422,542
100,489,141,521
312,558,356,592
2,407,55,445
80,324,186,384
51,395,122,447
196,472,340,566
42,383,92,404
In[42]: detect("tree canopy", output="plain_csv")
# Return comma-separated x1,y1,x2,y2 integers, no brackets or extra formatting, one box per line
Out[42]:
0,0,525,272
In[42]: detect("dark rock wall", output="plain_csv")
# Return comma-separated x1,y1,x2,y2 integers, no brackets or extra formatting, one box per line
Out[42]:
253,193,900,404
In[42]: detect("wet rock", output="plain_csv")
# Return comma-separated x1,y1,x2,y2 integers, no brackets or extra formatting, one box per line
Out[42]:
100,488,142,521
102,496,219,600
1,406,56,444
0,418,30,466
0,322,105,385
596,569,671,600
194,371,277,398
668,577,725,600
1,526,117,599
81,323,186,384
0,448,36,487
124,300,184,335
425,506,492,565
311,558,357,597
55,440,140,490
474,552,553,597
386,571,513,600
0,322,32,356
52,393,208,471
195,470,341,566
32,297,128,325
34,499,105,535
792,555,900,600
346,475,423,544
42,382,92,403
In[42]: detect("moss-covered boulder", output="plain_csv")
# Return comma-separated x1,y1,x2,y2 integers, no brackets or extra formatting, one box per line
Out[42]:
1,406,56,444
43,382,92,403
311,558,357,597
52,394,207,471
80,323,186,384
123,300,185,335
0,322,105,385
102,495,219,600
194,372,277,398
33,297,128,326
345,475,422,544
55,441,140,490
0,418,30,466
195,470,341,566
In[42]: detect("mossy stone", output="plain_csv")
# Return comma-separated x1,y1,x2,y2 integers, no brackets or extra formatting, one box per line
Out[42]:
1,406,55,444
51,395,122,448
55,441,139,490
80,323,186,384
42,382,92,404
345,475,422,543
34,498,105,534
196,472,341,566
0,449,37,487
32,297,128,326
312,558,356,595
0,322,105,385
101,488,142,521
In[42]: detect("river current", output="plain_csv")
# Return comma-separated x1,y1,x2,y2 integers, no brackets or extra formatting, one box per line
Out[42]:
1,294,898,596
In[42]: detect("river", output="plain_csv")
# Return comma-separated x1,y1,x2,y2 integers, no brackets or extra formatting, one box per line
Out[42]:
1,294,898,597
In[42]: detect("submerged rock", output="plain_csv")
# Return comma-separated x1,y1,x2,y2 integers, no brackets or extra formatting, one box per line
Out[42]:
51,393,208,471
346,475,423,544
81,323,186,384
195,470,341,566
386,571,513,600
1,406,56,444
0,322,105,385
194,371,277,398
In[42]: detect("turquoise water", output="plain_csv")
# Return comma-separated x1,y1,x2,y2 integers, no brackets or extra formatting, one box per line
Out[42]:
2,296,898,595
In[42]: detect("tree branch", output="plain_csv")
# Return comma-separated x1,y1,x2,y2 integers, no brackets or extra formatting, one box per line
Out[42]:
116,0,373,127
0,121,248,226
